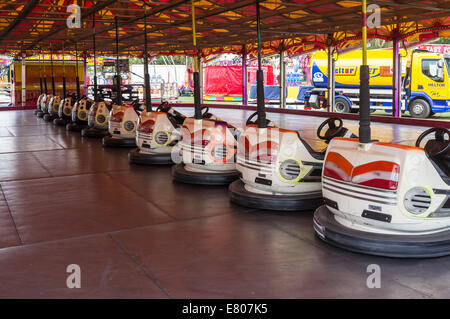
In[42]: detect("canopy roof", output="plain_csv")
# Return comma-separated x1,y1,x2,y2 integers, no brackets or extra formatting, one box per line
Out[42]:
0,0,448,58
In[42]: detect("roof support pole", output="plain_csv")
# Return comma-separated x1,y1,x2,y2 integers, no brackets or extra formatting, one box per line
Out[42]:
279,49,286,109
302,55,311,85
327,45,335,112
359,0,371,143
83,53,87,97
242,47,247,106
392,36,401,118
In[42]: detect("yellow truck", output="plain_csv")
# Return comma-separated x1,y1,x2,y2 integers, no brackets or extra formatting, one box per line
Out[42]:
306,49,450,118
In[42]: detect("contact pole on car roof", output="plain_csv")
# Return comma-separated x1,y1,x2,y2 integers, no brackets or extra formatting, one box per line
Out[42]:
39,50,43,95
191,0,202,119
256,0,266,128
50,44,55,96
43,51,47,94
143,8,151,112
359,0,371,143
62,43,66,99
75,42,80,99
115,16,122,105
92,14,98,102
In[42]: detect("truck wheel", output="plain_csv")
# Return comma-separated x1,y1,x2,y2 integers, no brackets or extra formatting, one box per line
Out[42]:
334,97,351,113
409,99,431,118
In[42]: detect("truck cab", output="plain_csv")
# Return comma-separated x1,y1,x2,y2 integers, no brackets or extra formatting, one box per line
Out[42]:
305,49,450,118
407,51,450,117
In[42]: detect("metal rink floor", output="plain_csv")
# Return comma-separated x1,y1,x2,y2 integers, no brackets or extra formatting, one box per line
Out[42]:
0,108,447,299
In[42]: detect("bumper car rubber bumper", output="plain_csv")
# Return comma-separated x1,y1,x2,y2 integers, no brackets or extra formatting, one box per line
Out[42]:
33,109,41,115
102,136,136,148
66,122,88,132
81,127,110,138
43,114,56,122
313,205,450,258
36,111,46,118
128,149,173,165
229,179,323,212
53,118,69,126
172,163,240,186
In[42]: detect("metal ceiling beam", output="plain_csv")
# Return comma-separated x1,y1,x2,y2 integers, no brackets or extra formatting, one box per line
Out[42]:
62,0,189,49
25,0,119,50
369,0,450,12
81,0,256,51
0,0,39,43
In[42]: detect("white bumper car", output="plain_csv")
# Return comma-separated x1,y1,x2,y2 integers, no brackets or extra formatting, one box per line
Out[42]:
313,128,450,258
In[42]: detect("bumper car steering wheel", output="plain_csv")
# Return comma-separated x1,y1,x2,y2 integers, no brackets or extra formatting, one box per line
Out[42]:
156,101,170,112
317,117,344,141
246,111,274,127
416,127,450,158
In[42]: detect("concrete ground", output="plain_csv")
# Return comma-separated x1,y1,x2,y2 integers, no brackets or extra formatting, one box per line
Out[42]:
0,108,447,298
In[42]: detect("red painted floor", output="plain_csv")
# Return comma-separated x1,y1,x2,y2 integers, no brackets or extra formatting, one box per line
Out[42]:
0,109,446,298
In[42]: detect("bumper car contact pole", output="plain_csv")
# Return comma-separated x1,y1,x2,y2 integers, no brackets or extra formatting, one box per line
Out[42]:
115,16,121,106
35,50,43,115
144,12,151,112
102,15,137,146
93,14,98,103
62,44,66,100
75,42,80,100
50,45,55,97
255,0,266,129
192,0,202,120
171,0,240,184
359,0,371,143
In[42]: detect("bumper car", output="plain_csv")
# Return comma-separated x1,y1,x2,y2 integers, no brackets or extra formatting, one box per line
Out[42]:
66,96,92,132
102,100,139,147
129,102,187,165
313,127,450,258
38,93,53,118
172,107,240,185
172,3,239,185
229,115,356,211
35,93,45,117
43,95,61,122
81,100,112,138
54,93,76,126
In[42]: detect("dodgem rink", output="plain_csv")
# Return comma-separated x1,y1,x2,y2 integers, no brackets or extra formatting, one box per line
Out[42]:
0,108,448,298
